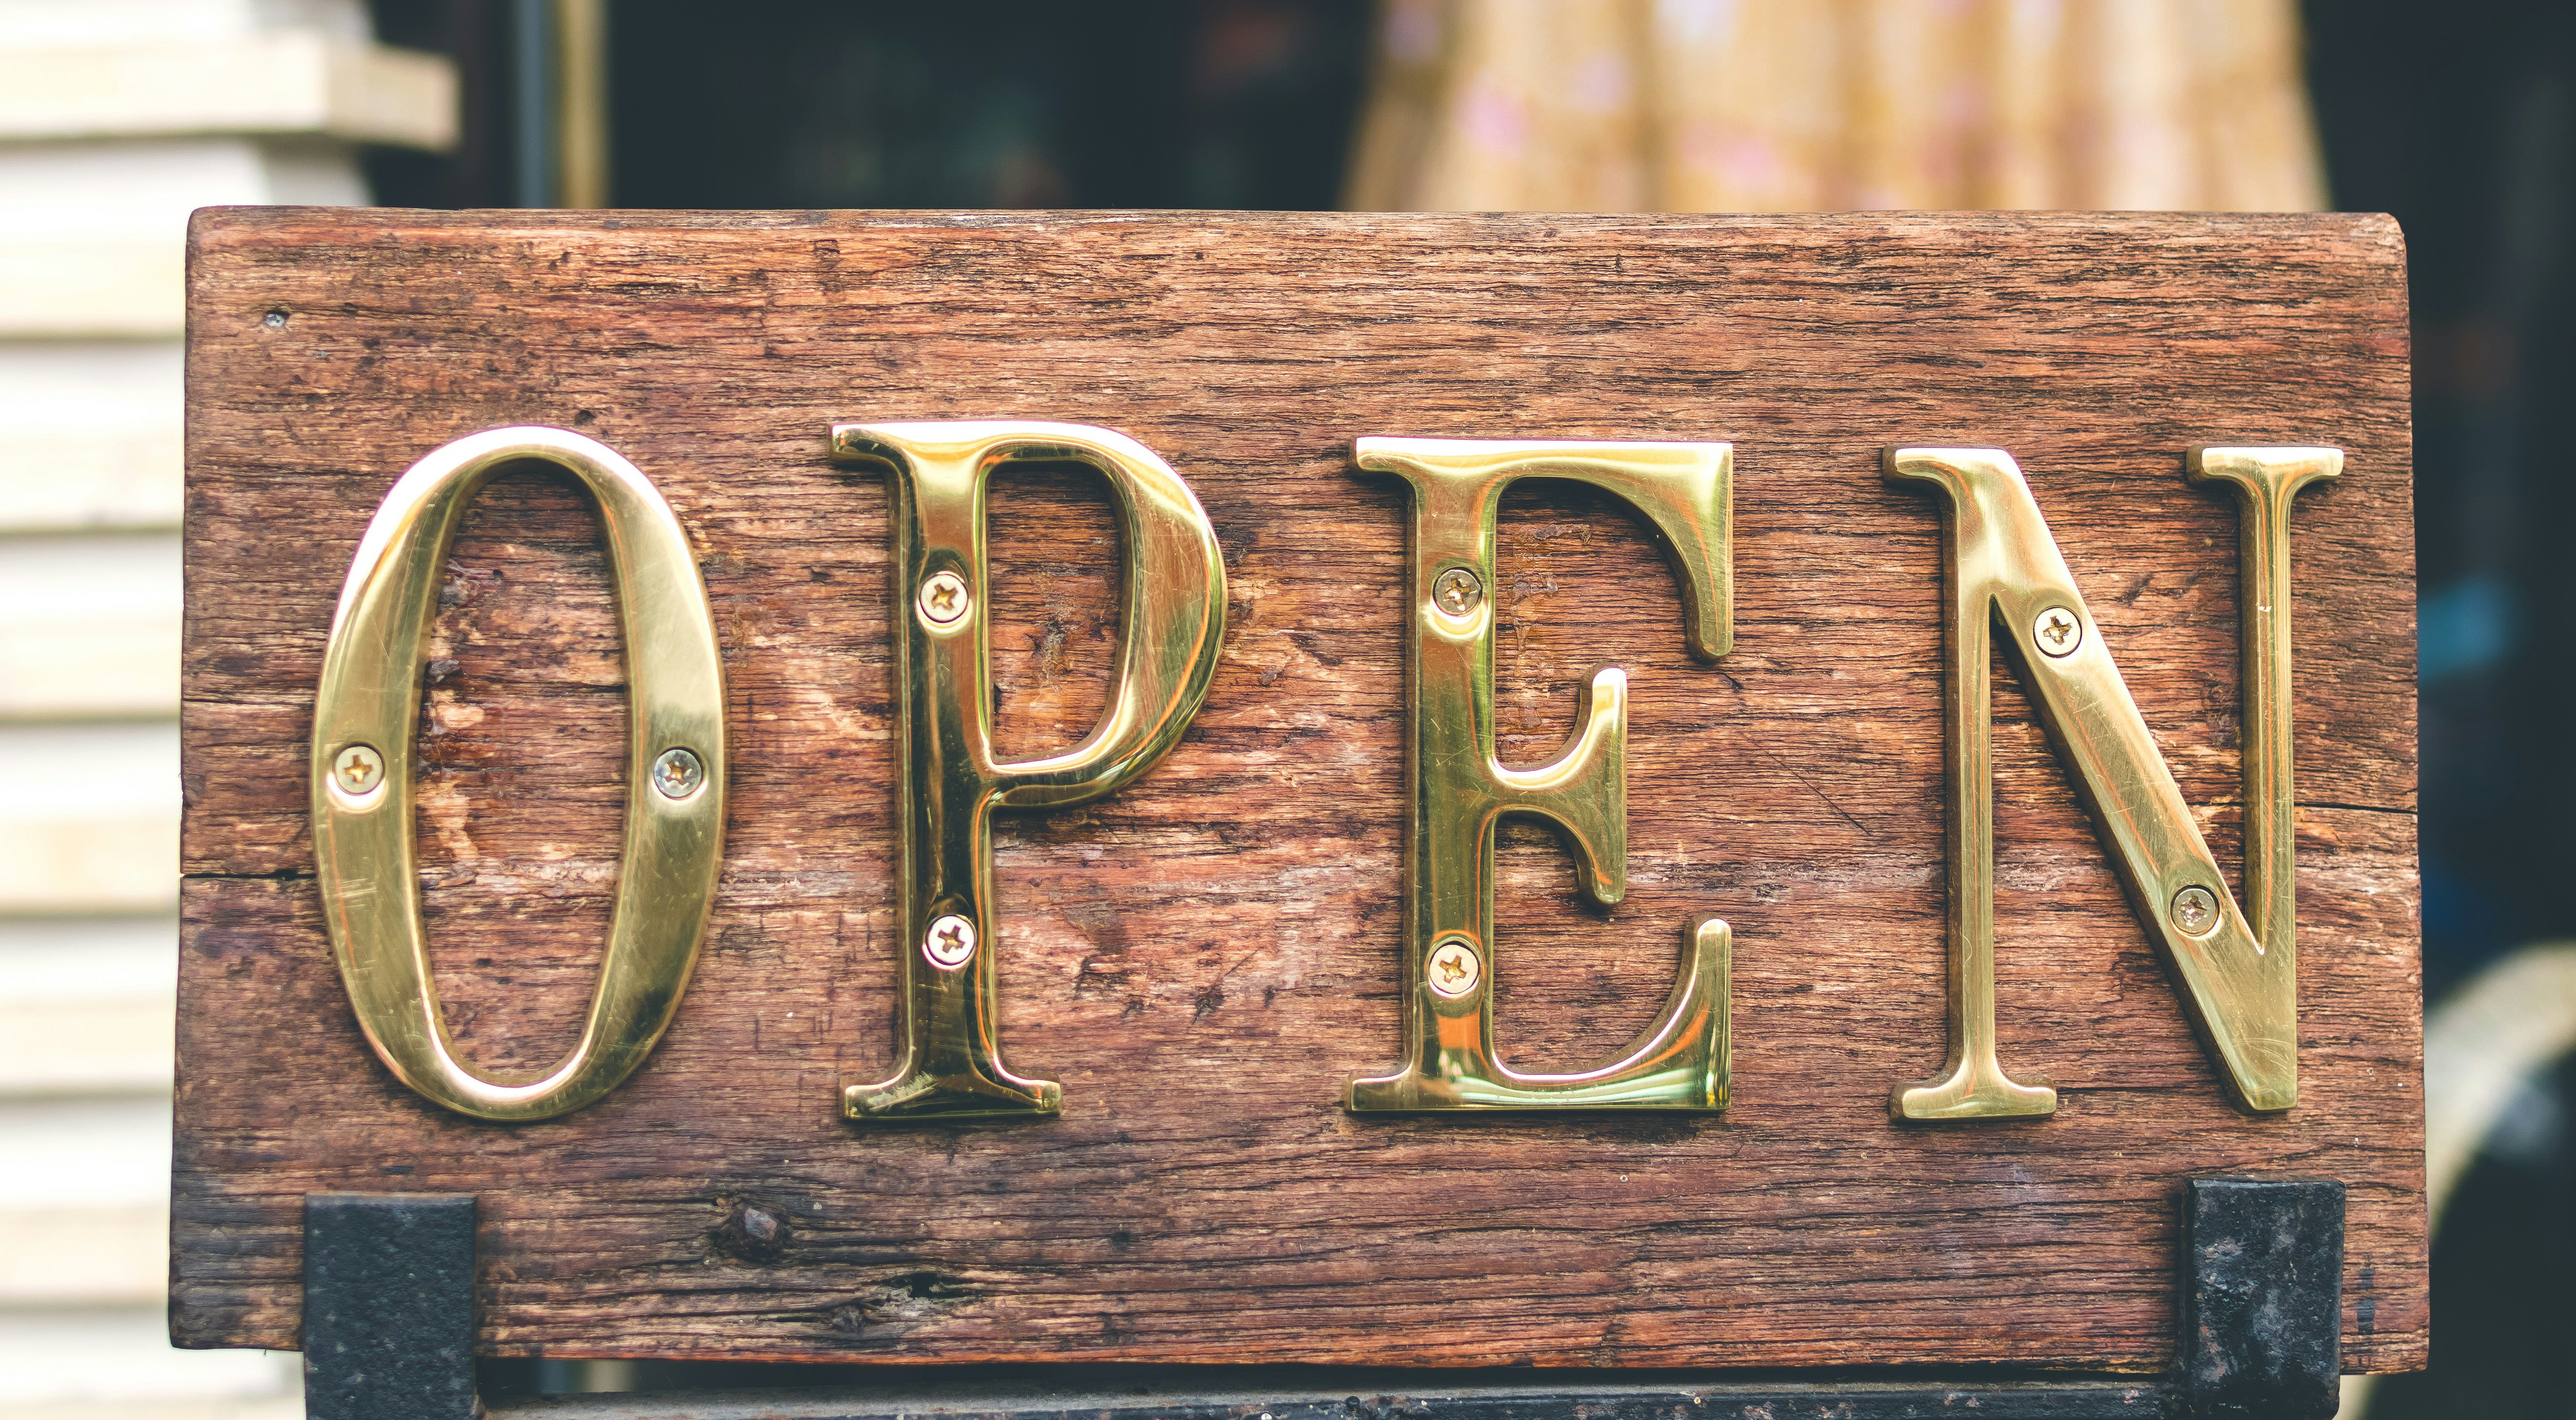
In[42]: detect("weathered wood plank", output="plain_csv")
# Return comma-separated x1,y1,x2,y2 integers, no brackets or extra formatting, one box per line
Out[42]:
175,210,2419,1372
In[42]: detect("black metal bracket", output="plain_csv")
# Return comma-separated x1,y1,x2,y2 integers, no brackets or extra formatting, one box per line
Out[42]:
2178,1177,2346,1418
303,1192,480,1420
300,1176,2346,1420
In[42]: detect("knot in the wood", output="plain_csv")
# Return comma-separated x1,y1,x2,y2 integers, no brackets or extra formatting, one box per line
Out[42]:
711,1200,789,1263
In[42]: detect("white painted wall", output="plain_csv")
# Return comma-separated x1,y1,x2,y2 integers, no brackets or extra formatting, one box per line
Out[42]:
0,5,454,1416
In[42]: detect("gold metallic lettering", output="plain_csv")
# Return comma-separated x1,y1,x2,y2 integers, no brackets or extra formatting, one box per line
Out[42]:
312,427,728,1120
1884,446,2340,1119
829,421,1226,1120
1346,438,1733,1113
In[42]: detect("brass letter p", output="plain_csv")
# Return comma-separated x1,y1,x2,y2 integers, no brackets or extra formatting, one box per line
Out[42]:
830,421,1226,1119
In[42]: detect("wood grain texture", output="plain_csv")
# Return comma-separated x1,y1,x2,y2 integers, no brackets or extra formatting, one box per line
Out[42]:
174,210,2421,1372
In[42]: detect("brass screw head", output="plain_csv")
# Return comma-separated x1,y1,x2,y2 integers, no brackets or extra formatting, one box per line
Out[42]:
332,743,384,796
917,570,971,629
2170,884,2221,937
1431,566,1483,617
651,747,705,799
1427,936,1482,998
923,913,977,970
2033,605,2083,657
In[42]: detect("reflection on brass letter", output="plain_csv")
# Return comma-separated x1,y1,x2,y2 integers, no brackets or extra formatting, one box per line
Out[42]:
1347,438,1733,1112
312,428,729,1120
1885,446,2339,1119
829,421,1226,1119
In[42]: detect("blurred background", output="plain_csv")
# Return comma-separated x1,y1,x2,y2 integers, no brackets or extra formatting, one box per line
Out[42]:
0,0,2565,1415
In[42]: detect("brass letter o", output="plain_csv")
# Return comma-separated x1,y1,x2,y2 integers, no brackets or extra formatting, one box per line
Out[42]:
311,427,727,1120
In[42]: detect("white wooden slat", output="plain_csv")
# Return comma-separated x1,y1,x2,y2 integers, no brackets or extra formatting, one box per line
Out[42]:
0,0,367,49
0,137,366,236
0,32,455,149
0,724,177,913
0,533,180,719
0,138,366,339
0,343,183,532
0,918,176,1096
0,1401,301,1420
0,1308,297,1409
0,997,172,1096
0,1402,300,1420
0,917,177,1001
0,819,178,912
0,1204,164,1303
0,1096,174,1210
0,239,179,339
0,433,181,531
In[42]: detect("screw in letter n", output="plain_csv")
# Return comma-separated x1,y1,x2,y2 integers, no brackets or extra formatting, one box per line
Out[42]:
1884,446,2339,1119
1346,438,1734,1113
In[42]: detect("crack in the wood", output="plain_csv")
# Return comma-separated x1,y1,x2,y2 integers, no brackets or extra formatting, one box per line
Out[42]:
1788,768,1873,842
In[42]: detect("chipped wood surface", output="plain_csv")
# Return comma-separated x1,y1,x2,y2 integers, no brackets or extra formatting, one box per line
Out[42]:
175,209,2420,1372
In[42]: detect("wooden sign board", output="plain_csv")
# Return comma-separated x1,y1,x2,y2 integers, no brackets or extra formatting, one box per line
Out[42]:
175,210,2420,1374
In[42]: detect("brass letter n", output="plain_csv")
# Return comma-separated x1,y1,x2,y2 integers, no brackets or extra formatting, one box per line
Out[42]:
1885,446,2339,1120
1347,438,1734,1113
